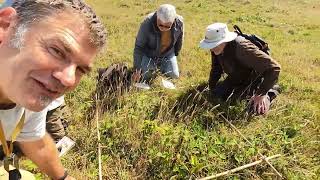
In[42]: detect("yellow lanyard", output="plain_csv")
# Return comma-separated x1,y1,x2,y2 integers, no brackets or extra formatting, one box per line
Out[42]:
0,112,25,157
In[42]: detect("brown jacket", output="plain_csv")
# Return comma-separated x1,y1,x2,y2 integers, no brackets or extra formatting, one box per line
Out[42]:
209,36,281,95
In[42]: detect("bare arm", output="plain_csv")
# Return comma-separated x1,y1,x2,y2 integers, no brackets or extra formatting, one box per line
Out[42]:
18,133,72,180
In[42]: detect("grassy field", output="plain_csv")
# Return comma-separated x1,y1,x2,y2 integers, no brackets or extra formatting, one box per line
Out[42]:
27,0,320,179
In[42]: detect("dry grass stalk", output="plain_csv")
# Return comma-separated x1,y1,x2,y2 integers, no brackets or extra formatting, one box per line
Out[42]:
220,114,283,178
197,154,282,180
95,94,103,180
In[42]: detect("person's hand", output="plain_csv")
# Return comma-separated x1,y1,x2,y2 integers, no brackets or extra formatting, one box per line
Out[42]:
132,69,142,83
250,95,270,115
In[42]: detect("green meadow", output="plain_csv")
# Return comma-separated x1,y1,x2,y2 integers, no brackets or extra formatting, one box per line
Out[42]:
26,0,320,179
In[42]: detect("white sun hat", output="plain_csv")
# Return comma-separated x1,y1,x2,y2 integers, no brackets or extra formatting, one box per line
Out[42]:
199,23,237,49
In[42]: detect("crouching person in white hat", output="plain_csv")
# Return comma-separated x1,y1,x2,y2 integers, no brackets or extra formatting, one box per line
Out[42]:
199,23,281,115
0,0,106,179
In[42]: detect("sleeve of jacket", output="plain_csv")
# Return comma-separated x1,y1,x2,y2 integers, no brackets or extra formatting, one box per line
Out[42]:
209,54,223,90
236,40,281,95
133,20,148,70
174,16,184,57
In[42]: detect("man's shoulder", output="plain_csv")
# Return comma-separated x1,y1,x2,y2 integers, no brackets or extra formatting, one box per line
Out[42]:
47,96,65,111
0,105,47,122
146,12,155,19
175,15,184,31
139,12,155,30
17,108,47,141
176,14,184,23
234,36,249,45
233,36,258,52
0,106,24,123
143,12,155,23
25,108,47,122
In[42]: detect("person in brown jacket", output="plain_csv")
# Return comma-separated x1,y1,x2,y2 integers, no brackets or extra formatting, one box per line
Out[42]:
199,23,281,115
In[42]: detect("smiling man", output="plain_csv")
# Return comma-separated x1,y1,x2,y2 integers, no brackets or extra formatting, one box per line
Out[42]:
133,4,184,83
0,0,106,179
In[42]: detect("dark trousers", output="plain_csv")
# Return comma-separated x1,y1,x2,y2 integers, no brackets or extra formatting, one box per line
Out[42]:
212,76,280,104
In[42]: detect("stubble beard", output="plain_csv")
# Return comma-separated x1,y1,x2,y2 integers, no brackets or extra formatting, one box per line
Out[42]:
39,95,53,108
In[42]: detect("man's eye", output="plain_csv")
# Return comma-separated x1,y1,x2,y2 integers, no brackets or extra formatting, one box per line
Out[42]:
48,47,64,58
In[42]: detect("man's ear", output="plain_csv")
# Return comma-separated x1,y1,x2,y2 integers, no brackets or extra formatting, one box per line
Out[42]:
0,7,17,41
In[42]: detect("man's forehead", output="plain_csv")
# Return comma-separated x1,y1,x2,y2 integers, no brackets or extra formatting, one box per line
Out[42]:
33,13,94,52
45,30,97,64
40,26,87,54
26,15,98,62
48,28,82,52
42,12,88,37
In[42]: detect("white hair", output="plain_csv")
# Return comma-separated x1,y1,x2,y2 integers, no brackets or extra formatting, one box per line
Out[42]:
9,23,28,49
156,4,176,23
11,0,107,49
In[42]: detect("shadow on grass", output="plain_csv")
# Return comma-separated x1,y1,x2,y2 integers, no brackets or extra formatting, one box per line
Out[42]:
84,66,253,130
164,82,253,128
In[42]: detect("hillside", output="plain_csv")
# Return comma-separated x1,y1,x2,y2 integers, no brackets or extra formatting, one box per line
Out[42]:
32,0,320,179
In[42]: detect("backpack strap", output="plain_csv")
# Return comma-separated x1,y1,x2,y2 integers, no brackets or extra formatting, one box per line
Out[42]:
233,25,243,35
233,25,270,55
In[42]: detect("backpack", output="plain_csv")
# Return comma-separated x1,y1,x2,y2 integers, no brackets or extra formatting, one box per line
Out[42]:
97,63,132,99
233,25,270,55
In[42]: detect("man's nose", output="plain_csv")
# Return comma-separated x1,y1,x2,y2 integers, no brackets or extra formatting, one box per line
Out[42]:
53,64,77,87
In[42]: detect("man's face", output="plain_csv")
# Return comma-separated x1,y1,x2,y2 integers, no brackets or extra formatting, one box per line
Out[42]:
156,18,173,32
0,10,98,111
